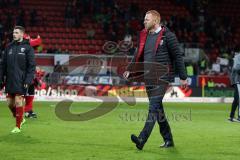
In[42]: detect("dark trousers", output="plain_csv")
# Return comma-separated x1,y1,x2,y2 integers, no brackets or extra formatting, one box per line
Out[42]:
139,85,173,143
230,84,240,118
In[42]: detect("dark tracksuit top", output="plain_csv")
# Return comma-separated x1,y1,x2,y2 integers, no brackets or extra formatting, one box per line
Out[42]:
0,40,36,95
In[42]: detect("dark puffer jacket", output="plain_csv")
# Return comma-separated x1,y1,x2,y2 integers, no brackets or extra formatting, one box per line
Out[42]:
0,40,36,94
128,26,187,83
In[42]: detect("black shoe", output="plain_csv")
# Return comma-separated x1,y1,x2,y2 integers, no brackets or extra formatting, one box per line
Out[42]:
160,140,174,148
228,117,240,122
236,118,240,122
131,134,144,150
228,117,234,122
25,111,37,118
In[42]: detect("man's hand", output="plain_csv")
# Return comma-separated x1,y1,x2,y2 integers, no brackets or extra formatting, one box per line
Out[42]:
180,79,188,88
24,84,29,89
123,71,130,80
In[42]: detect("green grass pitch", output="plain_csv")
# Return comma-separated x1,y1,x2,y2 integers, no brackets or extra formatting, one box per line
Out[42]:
0,101,239,160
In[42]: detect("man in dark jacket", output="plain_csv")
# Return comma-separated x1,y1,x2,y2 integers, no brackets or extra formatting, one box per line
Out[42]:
0,26,36,133
124,10,187,150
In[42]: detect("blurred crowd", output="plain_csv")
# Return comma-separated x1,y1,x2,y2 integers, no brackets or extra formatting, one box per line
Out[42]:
0,0,239,76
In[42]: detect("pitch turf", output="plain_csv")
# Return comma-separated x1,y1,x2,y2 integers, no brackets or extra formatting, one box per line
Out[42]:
0,101,239,160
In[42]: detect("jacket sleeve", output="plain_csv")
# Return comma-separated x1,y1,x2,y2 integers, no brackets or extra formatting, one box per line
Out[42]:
166,31,187,80
0,49,7,83
24,46,36,84
126,32,140,73
127,48,137,69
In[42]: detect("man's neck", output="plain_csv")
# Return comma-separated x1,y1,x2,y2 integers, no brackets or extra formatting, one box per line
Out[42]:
149,24,161,34
17,38,23,43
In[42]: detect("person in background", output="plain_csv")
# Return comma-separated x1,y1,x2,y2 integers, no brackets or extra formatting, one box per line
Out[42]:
229,53,240,122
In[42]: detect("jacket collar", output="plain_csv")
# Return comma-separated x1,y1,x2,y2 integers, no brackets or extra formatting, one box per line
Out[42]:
136,26,165,62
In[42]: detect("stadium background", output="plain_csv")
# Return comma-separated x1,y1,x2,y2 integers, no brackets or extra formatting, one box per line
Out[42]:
0,0,239,101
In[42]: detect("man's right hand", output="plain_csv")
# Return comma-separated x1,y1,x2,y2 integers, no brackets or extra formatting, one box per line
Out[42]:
123,71,130,80
24,84,29,89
